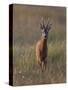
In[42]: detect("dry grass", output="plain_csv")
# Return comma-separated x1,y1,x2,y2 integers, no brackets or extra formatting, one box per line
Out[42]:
13,41,66,85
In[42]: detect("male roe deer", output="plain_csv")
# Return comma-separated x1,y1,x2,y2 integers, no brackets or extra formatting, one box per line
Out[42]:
36,18,51,72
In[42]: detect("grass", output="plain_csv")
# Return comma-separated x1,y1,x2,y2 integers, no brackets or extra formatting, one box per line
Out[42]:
13,39,66,85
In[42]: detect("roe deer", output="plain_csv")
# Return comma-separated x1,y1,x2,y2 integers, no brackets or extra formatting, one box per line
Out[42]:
36,18,51,72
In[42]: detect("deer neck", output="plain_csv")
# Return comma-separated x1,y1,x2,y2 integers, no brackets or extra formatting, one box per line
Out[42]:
41,36,47,47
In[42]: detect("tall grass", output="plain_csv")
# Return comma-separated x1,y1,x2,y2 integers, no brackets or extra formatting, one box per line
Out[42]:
13,39,66,85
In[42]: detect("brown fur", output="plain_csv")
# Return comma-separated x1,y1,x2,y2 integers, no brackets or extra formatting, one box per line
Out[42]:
36,36,48,71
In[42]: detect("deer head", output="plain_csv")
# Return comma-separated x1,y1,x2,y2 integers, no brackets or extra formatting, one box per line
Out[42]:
40,18,52,39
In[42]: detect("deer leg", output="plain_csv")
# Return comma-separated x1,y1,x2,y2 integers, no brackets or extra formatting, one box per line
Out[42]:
37,59,42,71
44,59,47,70
37,58,45,72
38,60,44,72
39,61,42,71
41,61,44,72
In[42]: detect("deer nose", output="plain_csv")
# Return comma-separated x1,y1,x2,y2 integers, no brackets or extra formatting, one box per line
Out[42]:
45,34,47,38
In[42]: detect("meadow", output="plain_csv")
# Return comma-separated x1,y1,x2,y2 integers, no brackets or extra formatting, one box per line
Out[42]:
13,4,66,86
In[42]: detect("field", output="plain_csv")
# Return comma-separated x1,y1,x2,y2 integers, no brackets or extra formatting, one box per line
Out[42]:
13,4,66,86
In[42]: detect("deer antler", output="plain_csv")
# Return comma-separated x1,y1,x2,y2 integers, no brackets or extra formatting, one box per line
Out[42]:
40,17,45,29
